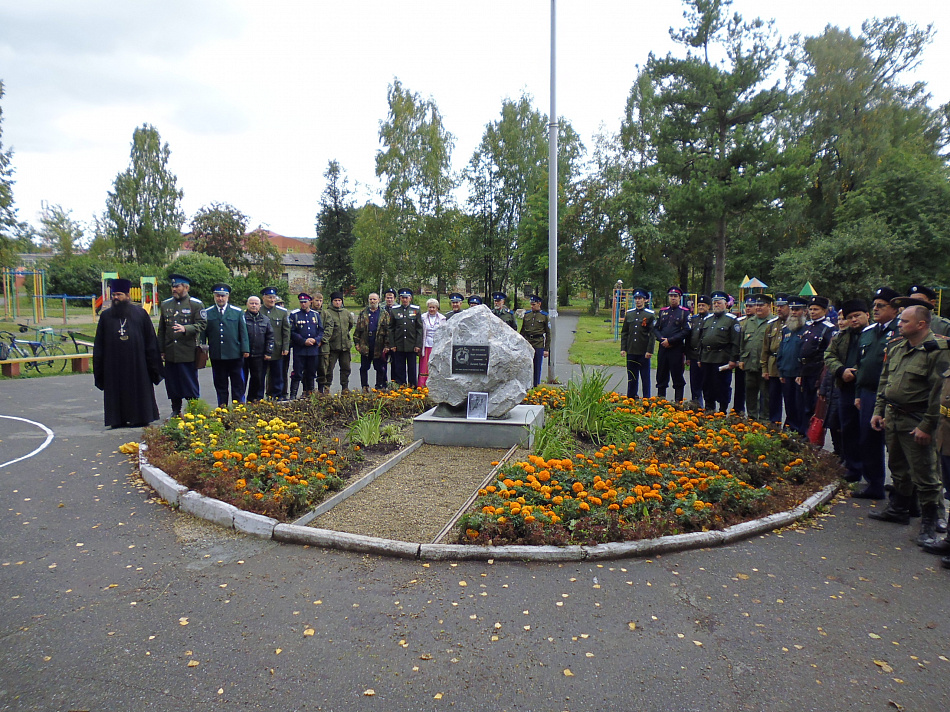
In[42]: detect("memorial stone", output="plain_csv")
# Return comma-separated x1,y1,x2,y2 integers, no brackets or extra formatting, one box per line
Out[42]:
427,305,533,417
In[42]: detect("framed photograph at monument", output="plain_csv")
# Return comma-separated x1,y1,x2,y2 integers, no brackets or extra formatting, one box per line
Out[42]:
467,392,489,420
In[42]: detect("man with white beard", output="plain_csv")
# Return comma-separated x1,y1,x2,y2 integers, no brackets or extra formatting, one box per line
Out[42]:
775,296,808,434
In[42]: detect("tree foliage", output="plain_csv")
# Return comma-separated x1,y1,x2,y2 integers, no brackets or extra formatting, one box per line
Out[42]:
0,80,19,268
163,252,229,304
314,160,356,292
190,202,249,272
105,123,185,264
38,205,84,256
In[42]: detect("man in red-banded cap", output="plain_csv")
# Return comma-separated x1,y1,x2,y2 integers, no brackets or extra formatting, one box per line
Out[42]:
653,286,691,401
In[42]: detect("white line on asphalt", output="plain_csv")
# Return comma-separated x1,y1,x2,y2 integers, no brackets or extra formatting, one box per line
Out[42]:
0,415,55,468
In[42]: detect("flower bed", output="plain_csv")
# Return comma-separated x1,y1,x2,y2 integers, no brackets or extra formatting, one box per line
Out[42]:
458,386,842,546
143,387,432,521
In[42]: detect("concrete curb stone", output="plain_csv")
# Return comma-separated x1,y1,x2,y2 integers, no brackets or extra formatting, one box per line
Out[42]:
139,445,841,562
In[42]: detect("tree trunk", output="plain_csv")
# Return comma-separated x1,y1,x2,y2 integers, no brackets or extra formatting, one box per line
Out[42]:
714,217,727,291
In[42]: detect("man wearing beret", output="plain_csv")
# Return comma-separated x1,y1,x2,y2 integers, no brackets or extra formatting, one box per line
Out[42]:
93,278,163,427
156,274,207,418
322,291,356,393
653,286,691,402
201,283,250,408
687,295,710,407
825,299,870,483
491,292,518,330
620,288,655,399
851,287,901,498
738,294,773,421
388,288,423,386
520,295,550,387
445,293,464,319
799,295,837,426
260,286,291,400
699,291,741,413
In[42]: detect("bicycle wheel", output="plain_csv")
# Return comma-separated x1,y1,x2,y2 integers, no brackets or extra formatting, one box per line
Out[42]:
33,345,66,374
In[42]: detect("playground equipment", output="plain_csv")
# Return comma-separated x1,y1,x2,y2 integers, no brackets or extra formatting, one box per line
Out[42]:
2,268,47,321
98,273,158,314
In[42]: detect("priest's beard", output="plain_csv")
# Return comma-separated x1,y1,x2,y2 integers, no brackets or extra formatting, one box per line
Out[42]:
111,299,132,318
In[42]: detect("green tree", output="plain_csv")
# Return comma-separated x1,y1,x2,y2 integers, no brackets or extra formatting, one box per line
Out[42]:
314,160,356,292
375,78,457,290
105,123,185,264
190,202,250,272
242,229,283,284
38,204,84,256
351,202,398,296
632,0,790,290
44,254,108,302
163,253,229,303
0,80,20,268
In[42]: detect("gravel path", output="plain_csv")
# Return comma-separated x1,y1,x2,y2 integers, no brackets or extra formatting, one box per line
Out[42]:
311,444,510,542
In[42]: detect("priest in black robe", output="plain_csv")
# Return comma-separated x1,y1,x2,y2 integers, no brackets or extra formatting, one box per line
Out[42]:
93,279,164,428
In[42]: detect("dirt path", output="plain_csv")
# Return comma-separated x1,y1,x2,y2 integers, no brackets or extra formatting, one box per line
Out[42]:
311,444,510,542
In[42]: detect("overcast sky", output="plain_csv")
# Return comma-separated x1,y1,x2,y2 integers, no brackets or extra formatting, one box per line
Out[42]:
2,0,948,240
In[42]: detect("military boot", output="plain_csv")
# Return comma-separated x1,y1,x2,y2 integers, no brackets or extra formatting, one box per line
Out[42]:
289,377,301,400
922,531,950,555
868,490,911,524
936,501,947,534
656,389,667,402
941,555,950,569
916,503,939,546
674,388,684,402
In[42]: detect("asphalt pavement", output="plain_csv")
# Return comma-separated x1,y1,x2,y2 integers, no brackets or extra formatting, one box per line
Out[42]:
1,340,948,711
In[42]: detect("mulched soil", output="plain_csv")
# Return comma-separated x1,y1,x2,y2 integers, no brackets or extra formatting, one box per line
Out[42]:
311,445,512,542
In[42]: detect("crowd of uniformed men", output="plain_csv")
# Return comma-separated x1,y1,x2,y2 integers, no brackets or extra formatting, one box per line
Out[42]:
620,283,950,569
153,276,552,407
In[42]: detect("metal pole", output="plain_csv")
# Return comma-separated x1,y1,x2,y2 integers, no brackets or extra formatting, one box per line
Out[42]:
546,0,558,384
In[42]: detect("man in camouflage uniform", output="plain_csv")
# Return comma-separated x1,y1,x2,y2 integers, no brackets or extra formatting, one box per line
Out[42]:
156,274,207,417
321,291,356,393
260,286,290,400
353,292,391,391
491,292,518,329
738,294,772,420
653,286,691,402
761,293,789,425
521,294,550,387
387,288,423,386
620,288,655,399
699,290,741,413
869,304,950,547
687,295,710,407
733,295,757,414
923,357,950,565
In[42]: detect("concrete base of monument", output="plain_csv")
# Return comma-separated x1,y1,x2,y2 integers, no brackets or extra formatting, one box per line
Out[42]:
413,404,545,448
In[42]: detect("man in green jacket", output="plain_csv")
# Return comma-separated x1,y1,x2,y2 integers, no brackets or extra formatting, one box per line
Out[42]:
202,283,249,408
869,304,950,546
699,291,741,413
156,273,207,417
322,291,356,393
260,286,291,400
738,294,772,420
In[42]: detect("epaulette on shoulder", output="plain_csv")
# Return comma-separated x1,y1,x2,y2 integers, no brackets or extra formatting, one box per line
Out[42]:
724,312,737,319
228,304,242,311
290,308,301,314
923,337,950,352
190,297,204,305
862,323,877,332
822,318,835,327
644,308,654,314
767,316,779,323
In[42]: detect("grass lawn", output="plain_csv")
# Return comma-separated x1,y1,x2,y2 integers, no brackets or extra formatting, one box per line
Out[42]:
569,313,649,368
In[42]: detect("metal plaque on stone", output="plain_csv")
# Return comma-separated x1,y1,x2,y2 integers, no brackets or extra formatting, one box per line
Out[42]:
451,345,490,374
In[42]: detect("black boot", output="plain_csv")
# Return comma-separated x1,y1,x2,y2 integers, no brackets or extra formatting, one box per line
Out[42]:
917,503,939,547
922,532,950,555
941,555,950,569
674,388,684,402
868,490,911,524
289,377,301,400
936,501,947,534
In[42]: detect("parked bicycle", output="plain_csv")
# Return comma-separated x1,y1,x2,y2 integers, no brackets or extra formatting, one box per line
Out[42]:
0,330,68,374
16,323,69,349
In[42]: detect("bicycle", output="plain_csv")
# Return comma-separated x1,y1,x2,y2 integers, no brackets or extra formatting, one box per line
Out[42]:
0,330,68,374
17,323,69,349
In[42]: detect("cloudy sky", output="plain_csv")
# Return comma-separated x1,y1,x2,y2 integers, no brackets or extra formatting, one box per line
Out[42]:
1,0,948,240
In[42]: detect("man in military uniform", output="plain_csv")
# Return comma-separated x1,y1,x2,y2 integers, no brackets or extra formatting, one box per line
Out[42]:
732,296,757,414
869,305,950,547
322,291,356,393
824,299,869,483
620,288,655,399
445,293,464,319
156,273,207,417
687,295,710,407
906,285,950,336
312,292,330,393
202,283,249,408
289,293,324,397
260,286,290,400
699,291,741,413
467,295,483,307
491,292,518,329
738,294,773,420
852,287,901,499
388,288,423,386
799,295,837,425
775,296,808,433
354,292,391,391
520,294,550,387
761,293,789,425
652,286,691,401
923,357,950,564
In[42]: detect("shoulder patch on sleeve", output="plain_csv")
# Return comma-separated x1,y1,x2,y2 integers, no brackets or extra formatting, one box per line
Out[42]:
199,308,209,318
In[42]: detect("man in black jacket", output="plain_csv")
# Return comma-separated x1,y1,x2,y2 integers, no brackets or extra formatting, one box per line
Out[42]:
244,296,274,401
653,286,691,402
